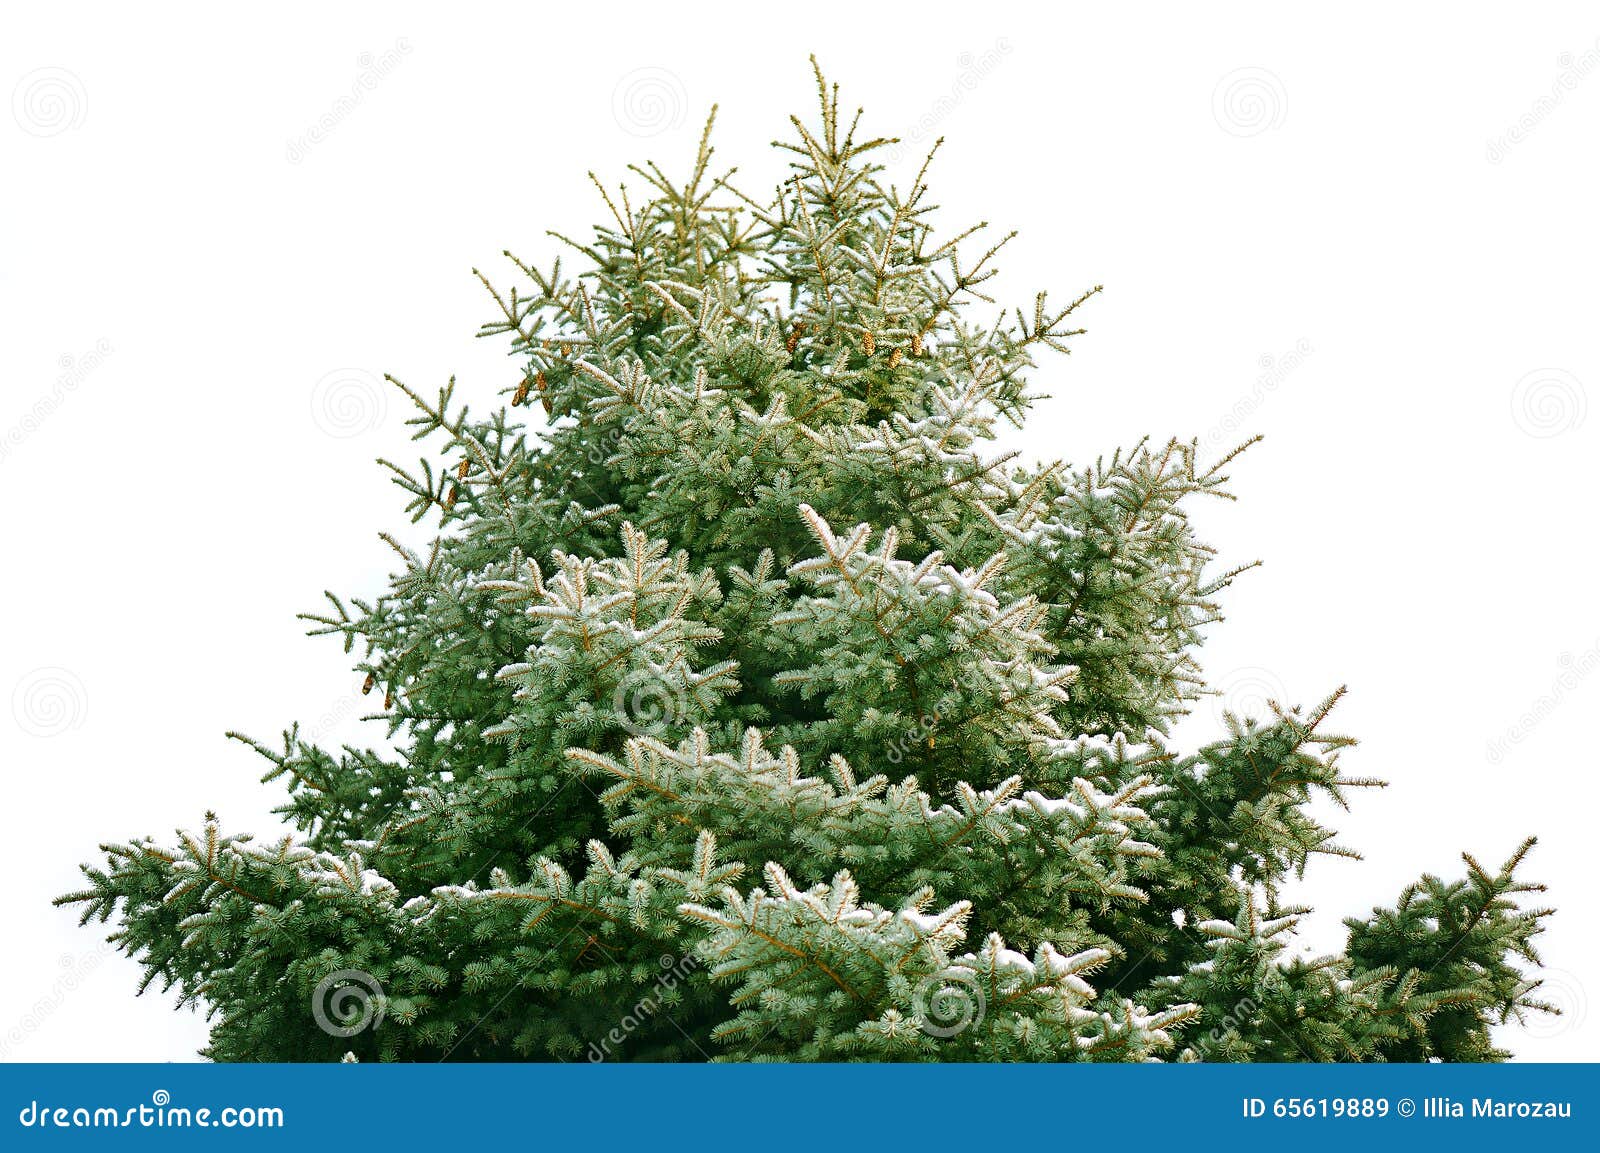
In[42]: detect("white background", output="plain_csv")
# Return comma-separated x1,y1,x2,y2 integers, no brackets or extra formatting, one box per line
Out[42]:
3,3,1596,1062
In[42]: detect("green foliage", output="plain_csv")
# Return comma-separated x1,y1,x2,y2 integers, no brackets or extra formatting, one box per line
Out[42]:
58,62,1555,1062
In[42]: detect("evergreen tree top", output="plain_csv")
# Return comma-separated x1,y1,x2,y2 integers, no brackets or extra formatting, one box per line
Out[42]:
59,60,1554,1062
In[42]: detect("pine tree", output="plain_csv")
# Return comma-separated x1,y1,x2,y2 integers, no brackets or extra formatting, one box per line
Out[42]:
59,62,1556,1062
